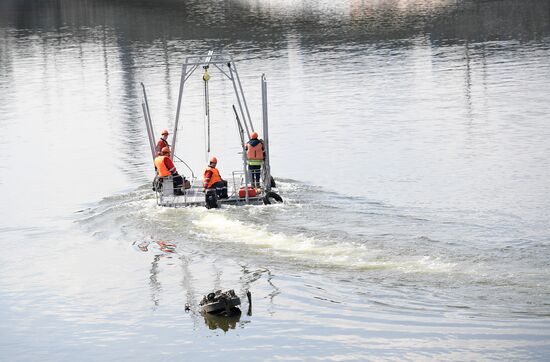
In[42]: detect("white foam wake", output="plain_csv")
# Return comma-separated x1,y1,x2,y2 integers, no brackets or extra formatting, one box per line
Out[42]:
192,212,456,273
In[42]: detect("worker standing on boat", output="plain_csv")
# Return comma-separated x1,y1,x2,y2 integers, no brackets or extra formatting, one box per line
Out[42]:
245,132,265,188
203,156,228,198
155,147,185,195
156,129,170,156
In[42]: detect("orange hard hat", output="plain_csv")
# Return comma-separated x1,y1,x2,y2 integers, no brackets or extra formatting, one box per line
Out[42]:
250,132,258,139
161,146,170,154
161,129,169,135
209,156,217,164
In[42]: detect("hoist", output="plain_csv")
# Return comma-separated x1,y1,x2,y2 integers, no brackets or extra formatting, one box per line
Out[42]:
203,66,211,161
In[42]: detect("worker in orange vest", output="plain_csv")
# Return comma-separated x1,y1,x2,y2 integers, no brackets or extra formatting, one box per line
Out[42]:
245,132,265,188
203,156,228,198
154,147,185,195
155,129,170,156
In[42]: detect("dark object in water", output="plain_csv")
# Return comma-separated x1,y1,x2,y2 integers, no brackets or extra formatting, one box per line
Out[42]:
263,191,283,205
200,289,241,315
246,290,252,316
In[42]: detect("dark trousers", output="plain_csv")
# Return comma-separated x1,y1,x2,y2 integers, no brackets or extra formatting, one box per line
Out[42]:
173,173,184,195
210,180,228,199
248,165,261,187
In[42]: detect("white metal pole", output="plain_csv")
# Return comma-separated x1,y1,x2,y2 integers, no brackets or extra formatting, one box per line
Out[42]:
228,64,252,138
141,83,156,161
142,102,156,161
261,74,271,191
172,63,188,161
233,105,250,203
232,61,255,133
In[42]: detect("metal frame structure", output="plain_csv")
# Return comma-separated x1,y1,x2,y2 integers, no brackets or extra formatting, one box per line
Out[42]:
141,51,276,208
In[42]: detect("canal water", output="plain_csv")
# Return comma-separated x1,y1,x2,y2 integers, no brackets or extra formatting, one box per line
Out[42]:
1,0,549,360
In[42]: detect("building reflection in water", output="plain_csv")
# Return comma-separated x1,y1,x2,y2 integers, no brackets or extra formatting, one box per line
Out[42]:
149,254,162,309
140,243,254,332
1,0,547,186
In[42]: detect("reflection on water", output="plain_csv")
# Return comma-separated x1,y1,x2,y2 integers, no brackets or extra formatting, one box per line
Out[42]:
1,0,550,360
240,266,280,316
149,254,162,308
1,0,549,195
202,309,244,332
132,235,256,330
1,0,549,43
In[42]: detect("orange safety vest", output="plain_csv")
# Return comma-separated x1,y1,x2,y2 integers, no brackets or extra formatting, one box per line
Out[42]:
154,156,171,177
204,166,222,188
246,142,264,161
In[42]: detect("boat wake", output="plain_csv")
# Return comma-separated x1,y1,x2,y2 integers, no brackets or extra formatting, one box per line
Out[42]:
77,180,456,274
75,178,550,316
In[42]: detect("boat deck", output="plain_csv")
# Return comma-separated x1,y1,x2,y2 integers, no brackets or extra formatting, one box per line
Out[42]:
156,183,265,208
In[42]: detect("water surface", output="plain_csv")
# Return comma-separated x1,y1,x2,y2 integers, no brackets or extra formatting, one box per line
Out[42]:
1,0,549,360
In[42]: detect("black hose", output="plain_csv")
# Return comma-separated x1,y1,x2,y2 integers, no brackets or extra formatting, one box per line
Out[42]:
246,290,252,316
172,154,195,180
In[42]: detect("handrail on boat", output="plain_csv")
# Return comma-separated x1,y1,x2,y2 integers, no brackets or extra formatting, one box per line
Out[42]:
142,50,282,208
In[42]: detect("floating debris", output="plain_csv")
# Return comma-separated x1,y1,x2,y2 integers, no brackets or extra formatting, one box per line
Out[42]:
200,289,241,316
132,239,176,253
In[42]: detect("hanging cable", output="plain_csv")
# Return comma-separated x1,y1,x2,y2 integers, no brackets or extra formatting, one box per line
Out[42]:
203,66,211,162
